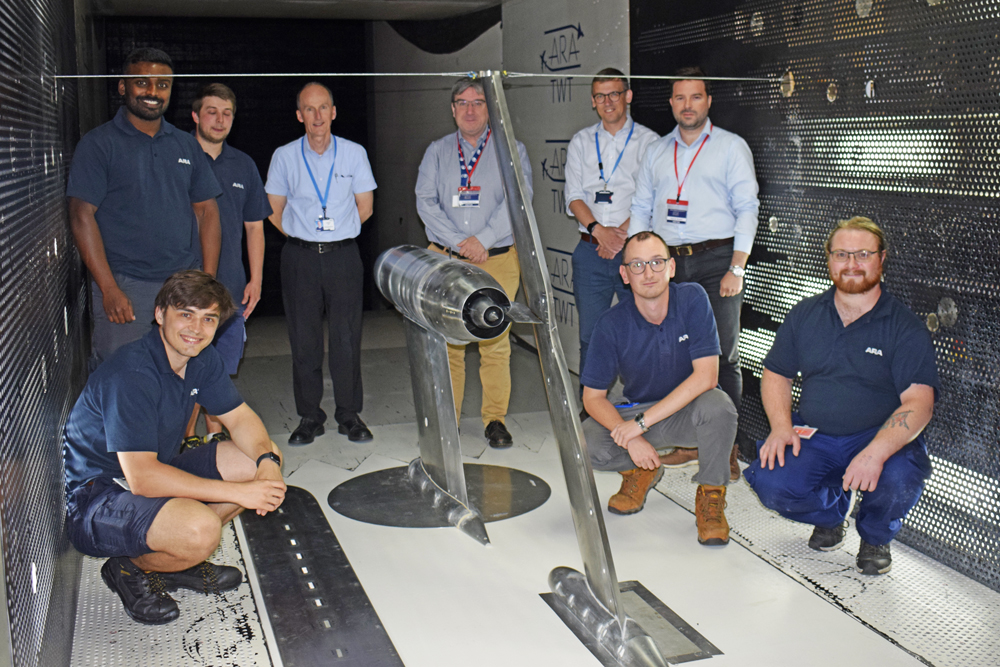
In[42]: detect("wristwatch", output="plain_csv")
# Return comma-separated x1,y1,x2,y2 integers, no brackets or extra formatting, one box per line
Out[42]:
587,221,599,235
256,452,281,468
633,413,650,433
728,265,746,278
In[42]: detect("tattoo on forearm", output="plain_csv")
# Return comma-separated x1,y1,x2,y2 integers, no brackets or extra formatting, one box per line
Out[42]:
880,410,913,430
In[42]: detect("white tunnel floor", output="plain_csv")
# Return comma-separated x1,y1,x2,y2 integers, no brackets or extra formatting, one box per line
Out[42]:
71,310,1000,667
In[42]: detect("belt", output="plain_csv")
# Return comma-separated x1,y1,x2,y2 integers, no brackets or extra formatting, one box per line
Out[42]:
581,232,598,245
429,241,511,259
286,235,355,254
667,237,733,257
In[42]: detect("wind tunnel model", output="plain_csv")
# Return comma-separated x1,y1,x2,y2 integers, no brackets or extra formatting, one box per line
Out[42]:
374,245,539,545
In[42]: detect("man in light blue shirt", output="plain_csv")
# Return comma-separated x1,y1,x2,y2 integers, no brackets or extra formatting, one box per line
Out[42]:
266,82,377,446
415,77,532,449
630,66,759,478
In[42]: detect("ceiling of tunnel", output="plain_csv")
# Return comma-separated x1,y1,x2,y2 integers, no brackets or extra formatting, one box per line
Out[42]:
91,0,504,21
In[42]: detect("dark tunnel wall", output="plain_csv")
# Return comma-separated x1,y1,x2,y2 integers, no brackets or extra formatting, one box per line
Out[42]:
630,0,999,591
0,0,88,664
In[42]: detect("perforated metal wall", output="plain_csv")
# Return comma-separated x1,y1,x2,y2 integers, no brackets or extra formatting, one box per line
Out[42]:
631,0,1000,592
0,0,87,665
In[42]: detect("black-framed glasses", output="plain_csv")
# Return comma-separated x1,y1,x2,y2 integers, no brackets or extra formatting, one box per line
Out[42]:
626,258,668,274
828,250,880,263
593,91,625,103
453,99,486,109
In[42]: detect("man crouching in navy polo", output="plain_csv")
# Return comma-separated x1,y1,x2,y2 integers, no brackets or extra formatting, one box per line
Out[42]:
744,217,938,575
581,231,738,545
63,270,286,625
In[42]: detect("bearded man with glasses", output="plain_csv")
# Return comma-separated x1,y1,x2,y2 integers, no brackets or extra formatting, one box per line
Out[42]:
744,217,939,575
581,231,738,545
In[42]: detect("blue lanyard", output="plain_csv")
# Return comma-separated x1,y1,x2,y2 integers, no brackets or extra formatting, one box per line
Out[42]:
594,121,635,187
458,129,491,188
301,136,337,216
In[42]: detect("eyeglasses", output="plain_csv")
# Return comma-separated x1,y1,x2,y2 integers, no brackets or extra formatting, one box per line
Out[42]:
625,258,668,274
828,250,881,263
453,99,486,109
592,91,625,103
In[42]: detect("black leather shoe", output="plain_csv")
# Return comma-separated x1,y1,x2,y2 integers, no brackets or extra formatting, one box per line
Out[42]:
288,418,325,445
856,539,892,575
485,420,513,448
160,561,242,594
338,417,373,442
100,556,179,625
808,522,848,552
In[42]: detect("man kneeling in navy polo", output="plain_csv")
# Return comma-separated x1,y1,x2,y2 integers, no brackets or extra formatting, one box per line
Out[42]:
63,270,286,624
744,217,938,575
582,231,738,545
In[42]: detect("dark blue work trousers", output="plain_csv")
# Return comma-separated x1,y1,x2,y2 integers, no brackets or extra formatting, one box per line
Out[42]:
744,418,932,546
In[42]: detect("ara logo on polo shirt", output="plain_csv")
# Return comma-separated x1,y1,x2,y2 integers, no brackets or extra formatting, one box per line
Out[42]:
865,347,883,356
178,158,191,165
190,388,199,396
232,182,245,190
678,334,689,343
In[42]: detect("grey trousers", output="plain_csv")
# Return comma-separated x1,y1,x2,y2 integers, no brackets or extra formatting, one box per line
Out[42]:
90,274,161,370
583,388,738,487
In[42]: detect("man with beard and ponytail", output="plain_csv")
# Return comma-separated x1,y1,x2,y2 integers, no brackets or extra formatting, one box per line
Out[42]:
68,48,222,368
744,217,939,576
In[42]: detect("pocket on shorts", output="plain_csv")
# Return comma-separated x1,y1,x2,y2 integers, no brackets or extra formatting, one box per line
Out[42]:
87,490,135,556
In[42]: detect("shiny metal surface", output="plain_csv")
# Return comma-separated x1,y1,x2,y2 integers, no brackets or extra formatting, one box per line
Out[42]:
408,459,489,545
375,245,512,344
481,70,627,625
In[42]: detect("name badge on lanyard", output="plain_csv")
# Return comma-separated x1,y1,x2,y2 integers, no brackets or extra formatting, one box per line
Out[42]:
301,136,338,232
593,122,634,207
454,130,490,208
595,190,613,204
667,128,710,225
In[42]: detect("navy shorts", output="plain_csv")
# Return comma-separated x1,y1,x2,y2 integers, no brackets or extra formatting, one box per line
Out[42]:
65,442,223,558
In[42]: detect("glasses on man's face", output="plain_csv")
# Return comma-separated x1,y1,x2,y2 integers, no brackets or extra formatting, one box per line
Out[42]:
626,258,668,274
453,99,487,109
592,90,625,104
828,249,880,263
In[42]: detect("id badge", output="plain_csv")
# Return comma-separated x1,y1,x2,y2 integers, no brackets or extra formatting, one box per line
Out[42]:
315,215,336,232
594,190,614,204
666,198,689,224
793,425,818,439
452,186,481,208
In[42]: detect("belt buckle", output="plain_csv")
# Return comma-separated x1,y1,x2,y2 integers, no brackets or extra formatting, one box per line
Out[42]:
316,242,330,254
675,245,694,256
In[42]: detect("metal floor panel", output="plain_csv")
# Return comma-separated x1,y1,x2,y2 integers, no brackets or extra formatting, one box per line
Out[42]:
654,465,1000,667
70,523,272,667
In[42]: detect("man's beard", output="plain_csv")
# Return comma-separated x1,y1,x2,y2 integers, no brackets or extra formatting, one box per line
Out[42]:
831,266,882,294
197,123,226,144
125,95,167,121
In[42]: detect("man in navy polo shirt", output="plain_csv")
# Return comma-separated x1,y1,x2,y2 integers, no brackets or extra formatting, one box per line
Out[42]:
266,82,377,445
183,83,271,444
745,217,938,575
63,270,285,625
582,231,737,545
67,47,222,368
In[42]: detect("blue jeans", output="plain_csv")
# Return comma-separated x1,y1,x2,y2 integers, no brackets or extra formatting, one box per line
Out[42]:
743,417,932,545
572,240,632,384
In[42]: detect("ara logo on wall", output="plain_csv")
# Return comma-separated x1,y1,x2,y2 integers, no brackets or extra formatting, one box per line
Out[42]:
540,23,583,73
541,139,569,184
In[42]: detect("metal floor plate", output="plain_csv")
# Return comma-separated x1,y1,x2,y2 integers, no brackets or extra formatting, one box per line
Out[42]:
70,523,272,667
655,465,1000,667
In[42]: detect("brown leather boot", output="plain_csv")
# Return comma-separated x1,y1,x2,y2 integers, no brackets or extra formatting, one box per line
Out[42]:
730,443,741,481
607,467,664,515
695,485,730,545
659,447,699,468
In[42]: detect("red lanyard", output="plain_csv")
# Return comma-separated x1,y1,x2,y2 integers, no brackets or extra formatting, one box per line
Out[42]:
673,125,712,200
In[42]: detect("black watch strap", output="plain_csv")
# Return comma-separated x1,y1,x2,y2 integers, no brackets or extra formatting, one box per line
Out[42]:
587,221,599,235
256,452,281,467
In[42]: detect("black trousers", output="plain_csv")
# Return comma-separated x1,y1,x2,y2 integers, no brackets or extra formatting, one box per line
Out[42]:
281,240,364,425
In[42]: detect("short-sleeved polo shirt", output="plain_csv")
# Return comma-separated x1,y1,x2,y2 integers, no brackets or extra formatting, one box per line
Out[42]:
62,326,244,491
265,135,377,242
764,286,939,435
582,282,721,403
66,107,223,281
197,138,272,300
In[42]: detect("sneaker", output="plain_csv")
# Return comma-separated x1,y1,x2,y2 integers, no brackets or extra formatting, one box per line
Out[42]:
695,485,730,545
180,435,203,452
160,561,243,594
659,447,699,468
808,522,848,551
857,539,892,575
203,430,231,445
485,420,513,448
607,467,664,515
100,556,179,625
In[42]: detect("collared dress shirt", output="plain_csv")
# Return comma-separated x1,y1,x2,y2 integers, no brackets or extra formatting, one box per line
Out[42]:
265,135,377,243
415,128,532,251
564,116,658,232
630,118,760,254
